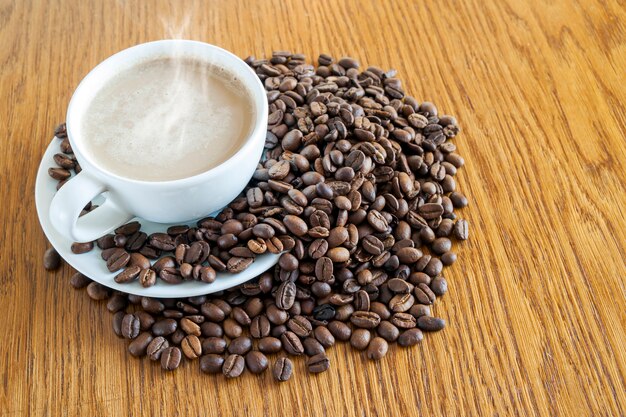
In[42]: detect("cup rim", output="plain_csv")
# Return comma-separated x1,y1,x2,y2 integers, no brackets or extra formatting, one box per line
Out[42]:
66,39,267,187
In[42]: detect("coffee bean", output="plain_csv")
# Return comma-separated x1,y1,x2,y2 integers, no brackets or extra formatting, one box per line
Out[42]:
396,247,422,264
366,337,388,360
86,282,109,300
275,281,296,310
71,241,93,254
223,318,243,339
223,354,245,378
106,249,130,272
453,219,469,240
366,210,388,232
114,265,140,283
326,247,350,263
389,293,415,312
273,357,293,382
152,318,177,336
250,315,271,338
350,329,372,350
398,328,424,347
43,248,61,270
350,311,381,328
200,354,225,374
450,192,468,208
287,315,312,337
128,332,153,357
121,314,140,339
106,293,127,312
245,351,269,374
417,316,446,331
202,337,227,354
181,335,202,359
228,336,253,355
430,276,448,296
377,321,400,342
258,337,282,354
161,346,182,371
281,331,304,355
390,312,417,329
307,353,330,373
69,272,91,288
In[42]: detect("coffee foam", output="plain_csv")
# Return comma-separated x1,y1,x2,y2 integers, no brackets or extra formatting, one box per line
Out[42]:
81,56,254,181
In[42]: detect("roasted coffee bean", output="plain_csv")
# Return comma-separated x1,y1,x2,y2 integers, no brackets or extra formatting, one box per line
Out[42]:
201,322,224,337
106,293,127,313
367,337,388,360
181,335,202,359
43,248,61,270
152,318,177,336
147,336,169,360
228,336,253,355
450,192,468,208
281,331,304,355
350,329,372,350
202,337,227,354
86,282,109,300
149,233,175,251
453,219,469,240
377,320,400,342
69,272,91,289
71,241,93,254
417,316,446,331
389,293,415,312
128,332,153,357
258,337,282,354
48,167,71,180
273,357,293,382
223,354,245,378
112,311,125,337
283,214,308,236
287,315,312,337
250,315,271,338
114,265,141,283
227,256,253,273
326,247,350,263
138,269,157,287
307,353,330,373
327,320,352,341
391,312,417,329
350,311,381,328
431,237,452,254
141,297,165,314
275,281,296,310
223,318,243,339
161,346,182,371
398,328,424,347
430,276,448,296
303,337,325,356
121,314,140,339
106,249,130,272
245,351,269,374
200,354,225,374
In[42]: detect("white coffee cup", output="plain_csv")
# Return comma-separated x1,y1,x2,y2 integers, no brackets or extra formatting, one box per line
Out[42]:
49,40,268,243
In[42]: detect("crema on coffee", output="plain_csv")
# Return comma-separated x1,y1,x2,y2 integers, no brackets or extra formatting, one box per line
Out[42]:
80,57,254,181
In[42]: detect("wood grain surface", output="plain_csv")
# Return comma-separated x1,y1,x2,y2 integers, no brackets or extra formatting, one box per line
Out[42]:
1,0,625,416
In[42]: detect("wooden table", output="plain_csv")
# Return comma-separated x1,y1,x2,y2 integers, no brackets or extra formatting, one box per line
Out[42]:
1,0,625,415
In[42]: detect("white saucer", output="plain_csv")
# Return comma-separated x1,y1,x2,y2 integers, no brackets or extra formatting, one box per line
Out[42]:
35,138,279,298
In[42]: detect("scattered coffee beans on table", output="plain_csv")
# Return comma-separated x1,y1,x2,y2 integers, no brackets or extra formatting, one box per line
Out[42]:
45,51,468,379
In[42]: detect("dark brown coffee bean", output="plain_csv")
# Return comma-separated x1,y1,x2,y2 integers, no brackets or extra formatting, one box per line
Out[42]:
398,328,424,347
128,332,153,357
114,265,140,283
281,331,304,355
350,311,381,328
149,233,175,251
201,302,226,322
350,329,372,350
396,247,422,263
307,353,330,373
141,297,164,313
200,354,224,374
48,167,71,180
106,249,130,272
121,314,140,339
202,337,227,354
115,221,140,235
228,336,253,355
326,247,350,263
283,214,308,236
71,241,93,254
86,282,109,300
258,337,282,354
227,256,253,273
223,354,245,378
389,293,415,312
327,320,352,341
391,312,417,329
303,337,326,356
450,192,468,208
112,311,124,337
287,315,312,337
409,304,431,319
43,248,61,270
417,316,446,331
453,219,469,240
370,302,391,320
161,346,181,371
273,357,293,382
377,321,400,342
69,272,91,288
106,293,127,313
362,235,384,255
354,290,371,311
147,336,169,360
366,210,388,232
152,318,177,336
137,269,156,287
424,257,443,277
179,317,201,336
431,237,452,255
245,351,269,374
250,315,271,338
275,281,296,310
367,337,388,360
126,231,148,251
430,276,448,296
223,318,243,339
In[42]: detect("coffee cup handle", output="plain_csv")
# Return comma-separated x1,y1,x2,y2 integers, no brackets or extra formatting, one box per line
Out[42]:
49,171,134,243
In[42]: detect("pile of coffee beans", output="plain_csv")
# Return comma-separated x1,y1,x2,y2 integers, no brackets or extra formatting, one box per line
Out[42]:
45,51,468,380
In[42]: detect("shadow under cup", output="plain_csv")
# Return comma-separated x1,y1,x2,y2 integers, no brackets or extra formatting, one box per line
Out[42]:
50,40,268,243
